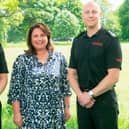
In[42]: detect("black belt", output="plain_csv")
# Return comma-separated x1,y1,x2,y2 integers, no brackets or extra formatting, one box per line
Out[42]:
80,88,91,92
80,83,95,92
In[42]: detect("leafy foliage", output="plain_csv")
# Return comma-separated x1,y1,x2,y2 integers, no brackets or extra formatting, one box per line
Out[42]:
0,0,23,43
103,11,121,37
8,0,60,42
0,0,128,43
96,0,121,36
119,0,129,41
53,10,80,39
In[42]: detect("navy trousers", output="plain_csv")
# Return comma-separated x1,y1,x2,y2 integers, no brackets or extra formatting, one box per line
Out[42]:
77,90,119,129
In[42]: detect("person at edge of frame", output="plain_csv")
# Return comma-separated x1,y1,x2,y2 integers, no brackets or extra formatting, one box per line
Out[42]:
0,43,8,129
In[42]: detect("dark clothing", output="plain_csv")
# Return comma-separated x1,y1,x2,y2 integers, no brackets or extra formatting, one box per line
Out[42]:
69,28,122,129
69,28,122,90
77,89,118,129
77,100,118,129
0,43,8,129
0,44,8,73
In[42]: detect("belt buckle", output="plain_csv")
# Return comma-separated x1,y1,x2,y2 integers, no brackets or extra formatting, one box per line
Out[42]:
83,88,89,92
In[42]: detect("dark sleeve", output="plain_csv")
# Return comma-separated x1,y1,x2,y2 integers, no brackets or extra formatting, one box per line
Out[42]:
0,44,8,73
60,54,72,96
8,55,25,104
105,37,122,70
69,39,77,69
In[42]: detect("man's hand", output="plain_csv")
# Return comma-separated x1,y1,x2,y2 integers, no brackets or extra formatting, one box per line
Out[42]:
78,92,95,108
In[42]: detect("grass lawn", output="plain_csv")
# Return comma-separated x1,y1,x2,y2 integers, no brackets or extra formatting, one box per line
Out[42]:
1,43,129,129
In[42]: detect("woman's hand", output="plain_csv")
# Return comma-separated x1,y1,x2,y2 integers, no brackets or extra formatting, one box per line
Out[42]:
13,112,23,127
64,106,71,121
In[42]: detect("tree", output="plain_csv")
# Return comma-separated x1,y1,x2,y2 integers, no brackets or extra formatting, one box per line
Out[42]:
52,10,80,40
0,0,23,43
95,0,121,37
55,0,84,31
8,0,82,42
8,0,59,42
102,10,121,37
7,0,121,43
119,0,129,41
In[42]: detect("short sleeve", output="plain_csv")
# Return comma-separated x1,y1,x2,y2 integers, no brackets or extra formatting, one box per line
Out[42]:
69,40,77,69
0,44,8,73
60,54,72,96
8,55,25,104
105,37,122,69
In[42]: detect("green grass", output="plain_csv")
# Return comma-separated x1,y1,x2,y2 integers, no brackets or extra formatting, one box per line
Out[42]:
2,105,17,129
1,43,129,129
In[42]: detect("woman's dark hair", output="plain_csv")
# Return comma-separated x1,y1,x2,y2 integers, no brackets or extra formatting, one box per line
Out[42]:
25,23,54,55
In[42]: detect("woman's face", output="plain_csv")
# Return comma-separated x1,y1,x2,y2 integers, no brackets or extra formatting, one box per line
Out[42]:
31,28,48,51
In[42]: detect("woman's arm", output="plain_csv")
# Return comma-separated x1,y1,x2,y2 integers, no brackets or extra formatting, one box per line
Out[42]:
12,101,23,127
64,96,71,121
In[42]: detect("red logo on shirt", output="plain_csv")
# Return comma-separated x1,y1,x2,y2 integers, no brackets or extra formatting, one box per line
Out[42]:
116,58,122,62
92,42,103,46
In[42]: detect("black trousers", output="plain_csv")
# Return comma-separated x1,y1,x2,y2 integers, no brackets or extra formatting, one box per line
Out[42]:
0,101,1,129
77,90,119,129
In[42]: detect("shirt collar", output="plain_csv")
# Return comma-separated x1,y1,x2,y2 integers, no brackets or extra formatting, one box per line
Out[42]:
83,28,104,38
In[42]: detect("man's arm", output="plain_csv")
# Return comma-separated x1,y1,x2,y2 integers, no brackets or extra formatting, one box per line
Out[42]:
92,68,120,97
0,73,8,94
68,68,82,97
68,68,95,108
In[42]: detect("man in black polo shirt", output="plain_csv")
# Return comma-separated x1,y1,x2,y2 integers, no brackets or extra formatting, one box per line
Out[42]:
68,1,122,129
0,43,8,128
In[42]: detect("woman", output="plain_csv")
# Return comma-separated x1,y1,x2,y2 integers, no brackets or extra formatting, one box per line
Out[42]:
8,23,71,129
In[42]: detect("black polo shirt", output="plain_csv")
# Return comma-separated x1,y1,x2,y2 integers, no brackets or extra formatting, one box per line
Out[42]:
69,28,122,90
0,44,8,73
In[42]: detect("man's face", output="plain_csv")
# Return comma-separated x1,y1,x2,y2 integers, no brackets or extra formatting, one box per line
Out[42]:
82,3,101,28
